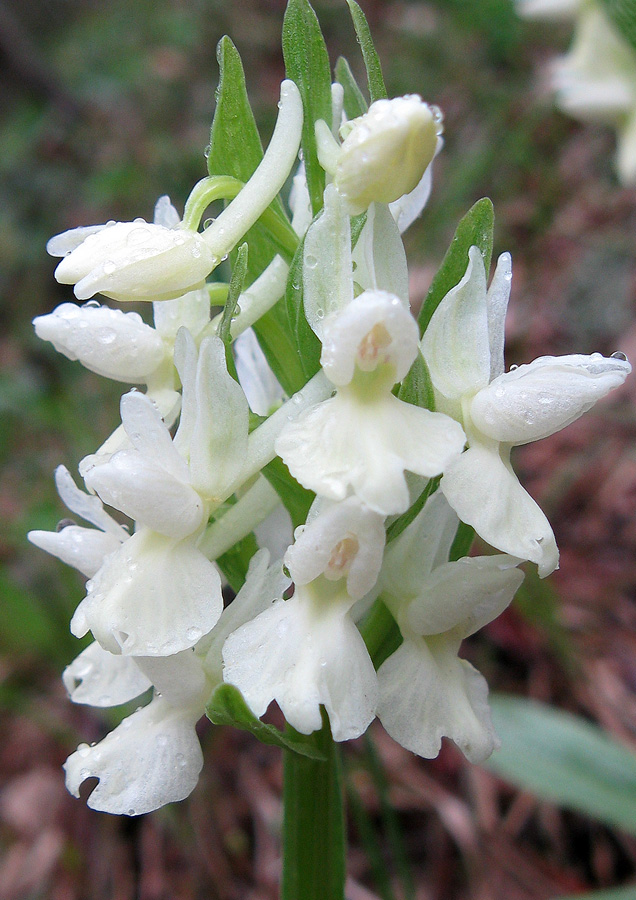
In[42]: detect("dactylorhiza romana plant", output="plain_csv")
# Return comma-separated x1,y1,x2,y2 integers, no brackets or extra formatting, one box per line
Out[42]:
29,1,630,896
517,0,636,184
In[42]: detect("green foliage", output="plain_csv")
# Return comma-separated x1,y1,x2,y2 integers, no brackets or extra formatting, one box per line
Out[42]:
252,297,309,396
283,0,333,216
220,242,248,380
345,0,388,102
418,197,495,336
487,696,636,836
334,56,368,119
216,529,259,594
599,0,636,53
206,683,327,760
262,455,315,530
285,233,323,384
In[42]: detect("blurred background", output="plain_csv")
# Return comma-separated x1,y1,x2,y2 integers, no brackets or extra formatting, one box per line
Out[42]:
2,0,636,897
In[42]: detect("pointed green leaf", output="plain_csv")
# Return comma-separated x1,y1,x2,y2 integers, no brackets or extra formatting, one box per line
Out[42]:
418,197,494,336
283,0,332,216
599,0,636,52
397,346,434,411
486,695,636,836
335,56,368,119
252,297,308,397
345,0,388,102
262,455,315,529
285,233,323,383
449,521,475,560
206,683,327,760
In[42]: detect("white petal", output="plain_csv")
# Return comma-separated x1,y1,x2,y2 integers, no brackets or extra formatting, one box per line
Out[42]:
380,490,459,599
33,303,165,383
441,442,559,577
64,697,203,815
377,637,499,763
71,529,223,656
120,390,190,481
486,253,512,381
53,465,126,537
285,497,386,600
405,555,524,637
135,649,208,708
85,450,204,539
254,503,294,561
53,221,217,303
223,586,377,741
62,641,151,706
470,353,631,445
420,245,491,400
152,288,210,341
234,328,285,415
276,390,466,515
186,336,250,499
27,525,122,578
303,184,353,338
351,203,409,303
320,291,419,386
153,195,181,229
47,224,109,257
389,137,440,233
205,550,289,683
617,110,636,185
289,161,313,237
516,0,581,19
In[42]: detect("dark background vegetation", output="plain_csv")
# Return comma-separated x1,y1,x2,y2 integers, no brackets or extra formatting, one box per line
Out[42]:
2,1,636,897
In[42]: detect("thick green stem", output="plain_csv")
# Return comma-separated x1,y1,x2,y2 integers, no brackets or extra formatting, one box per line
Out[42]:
282,711,346,900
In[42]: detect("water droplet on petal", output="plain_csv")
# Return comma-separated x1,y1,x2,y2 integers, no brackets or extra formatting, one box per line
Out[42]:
611,351,628,361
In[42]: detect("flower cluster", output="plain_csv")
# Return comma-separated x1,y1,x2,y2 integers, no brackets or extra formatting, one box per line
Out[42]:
30,23,630,817
518,0,636,184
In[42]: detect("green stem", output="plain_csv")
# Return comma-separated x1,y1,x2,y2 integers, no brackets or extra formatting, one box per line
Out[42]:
282,711,346,900
182,175,299,262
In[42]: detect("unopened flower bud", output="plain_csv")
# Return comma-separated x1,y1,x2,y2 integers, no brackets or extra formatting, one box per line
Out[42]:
335,96,438,215
33,302,166,382
49,220,217,303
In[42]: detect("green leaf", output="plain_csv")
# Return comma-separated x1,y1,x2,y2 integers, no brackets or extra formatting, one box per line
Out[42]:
345,0,388,102
206,683,327,760
285,233,323,383
599,1,636,53
262,455,315,529
334,56,368,119
283,0,332,216
553,887,636,900
397,352,435,412
418,197,494,336
216,528,258,594
282,710,346,900
385,478,439,546
449,521,475,560
359,597,402,669
252,297,308,396
486,695,636,836
208,37,265,184
209,37,290,285
219,242,248,348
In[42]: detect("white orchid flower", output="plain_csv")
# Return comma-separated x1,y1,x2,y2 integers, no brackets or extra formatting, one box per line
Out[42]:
28,465,128,578
49,80,303,303
377,492,524,763
64,550,285,816
276,290,466,515
285,496,386,600
223,575,378,741
420,246,631,576
70,332,249,656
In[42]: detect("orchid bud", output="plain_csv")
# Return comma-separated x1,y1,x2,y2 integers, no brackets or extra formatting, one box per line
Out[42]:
49,220,217,303
33,302,166,383
334,96,439,215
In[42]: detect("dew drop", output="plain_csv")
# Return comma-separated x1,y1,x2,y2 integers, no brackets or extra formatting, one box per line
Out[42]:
203,217,214,229
509,364,518,371
102,260,116,275
611,350,628,361
305,254,318,269
204,143,211,159
82,299,101,309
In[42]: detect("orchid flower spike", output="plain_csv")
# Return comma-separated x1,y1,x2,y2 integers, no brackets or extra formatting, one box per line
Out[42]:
420,246,631,576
